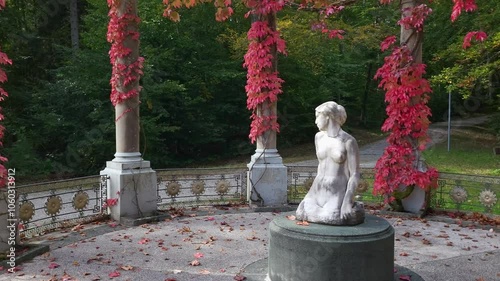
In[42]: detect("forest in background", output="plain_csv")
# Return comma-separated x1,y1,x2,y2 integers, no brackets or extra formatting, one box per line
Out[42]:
0,0,498,181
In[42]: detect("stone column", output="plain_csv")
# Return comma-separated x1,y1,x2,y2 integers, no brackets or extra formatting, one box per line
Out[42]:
246,12,287,207
399,0,427,213
100,0,157,222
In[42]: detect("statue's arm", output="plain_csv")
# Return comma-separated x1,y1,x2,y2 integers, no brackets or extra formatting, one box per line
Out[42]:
341,137,361,219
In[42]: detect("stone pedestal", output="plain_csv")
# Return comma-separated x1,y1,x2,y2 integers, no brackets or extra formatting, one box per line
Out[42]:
247,149,287,206
268,215,394,281
100,152,157,222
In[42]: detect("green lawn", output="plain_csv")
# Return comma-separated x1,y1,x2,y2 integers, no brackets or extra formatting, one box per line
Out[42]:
423,126,500,176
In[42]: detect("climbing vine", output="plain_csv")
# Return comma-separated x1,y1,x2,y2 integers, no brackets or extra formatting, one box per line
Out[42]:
242,0,287,143
373,0,487,202
0,0,10,187
107,0,144,106
373,37,439,199
373,0,439,201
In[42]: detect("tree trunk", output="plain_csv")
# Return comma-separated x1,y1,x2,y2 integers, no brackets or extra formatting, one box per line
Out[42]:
361,62,373,126
69,0,79,50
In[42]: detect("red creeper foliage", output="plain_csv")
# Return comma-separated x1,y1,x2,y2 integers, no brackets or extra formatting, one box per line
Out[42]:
373,41,439,200
450,0,487,50
107,0,144,106
243,0,287,143
373,1,438,201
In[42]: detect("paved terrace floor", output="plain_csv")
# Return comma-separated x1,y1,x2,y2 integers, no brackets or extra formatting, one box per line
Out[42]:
1,207,499,281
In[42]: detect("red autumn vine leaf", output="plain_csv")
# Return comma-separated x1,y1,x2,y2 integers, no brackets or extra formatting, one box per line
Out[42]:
451,0,477,22
109,271,121,278
380,36,396,52
138,237,150,244
105,198,119,207
48,262,60,269
398,4,432,31
462,31,487,49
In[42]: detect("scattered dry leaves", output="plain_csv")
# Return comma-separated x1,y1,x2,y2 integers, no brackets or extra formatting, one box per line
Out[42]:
296,220,309,226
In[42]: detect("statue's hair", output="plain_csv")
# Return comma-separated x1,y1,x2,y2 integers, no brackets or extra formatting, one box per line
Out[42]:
315,101,347,126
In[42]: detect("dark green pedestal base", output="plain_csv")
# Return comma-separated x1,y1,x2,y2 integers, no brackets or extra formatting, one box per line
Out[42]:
268,215,394,281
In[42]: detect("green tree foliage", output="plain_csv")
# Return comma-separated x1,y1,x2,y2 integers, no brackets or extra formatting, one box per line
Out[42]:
425,0,500,121
2,0,496,181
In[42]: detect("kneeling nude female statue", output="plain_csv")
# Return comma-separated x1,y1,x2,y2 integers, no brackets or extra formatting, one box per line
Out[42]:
296,101,364,225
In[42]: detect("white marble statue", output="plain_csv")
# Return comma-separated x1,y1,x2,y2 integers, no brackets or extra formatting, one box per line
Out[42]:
296,101,365,225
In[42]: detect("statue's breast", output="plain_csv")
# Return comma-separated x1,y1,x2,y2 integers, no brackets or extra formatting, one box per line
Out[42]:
316,136,347,164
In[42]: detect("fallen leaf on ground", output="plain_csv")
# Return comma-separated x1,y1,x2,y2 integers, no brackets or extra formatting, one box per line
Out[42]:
121,265,134,271
108,271,120,278
138,238,150,244
194,252,204,259
234,274,247,281
399,274,411,280
72,224,84,231
286,215,296,221
48,263,60,269
399,252,409,257
190,260,201,266
199,269,210,274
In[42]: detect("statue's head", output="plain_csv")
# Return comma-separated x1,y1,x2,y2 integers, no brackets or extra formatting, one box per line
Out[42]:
315,101,347,128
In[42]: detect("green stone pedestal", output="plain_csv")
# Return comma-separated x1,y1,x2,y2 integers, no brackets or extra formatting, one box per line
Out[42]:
268,215,394,281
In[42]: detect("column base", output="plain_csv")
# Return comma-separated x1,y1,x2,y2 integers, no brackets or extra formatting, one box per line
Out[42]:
247,149,288,207
100,155,157,222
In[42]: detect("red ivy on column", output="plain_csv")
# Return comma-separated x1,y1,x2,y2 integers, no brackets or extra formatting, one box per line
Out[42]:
243,0,287,143
0,0,10,187
373,0,488,201
373,40,439,199
107,0,144,106
373,1,438,201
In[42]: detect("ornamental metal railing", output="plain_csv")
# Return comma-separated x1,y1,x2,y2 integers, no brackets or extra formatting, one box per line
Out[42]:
156,168,247,209
16,175,108,239
431,173,499,214
286,165,499,215
14,166,498,241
